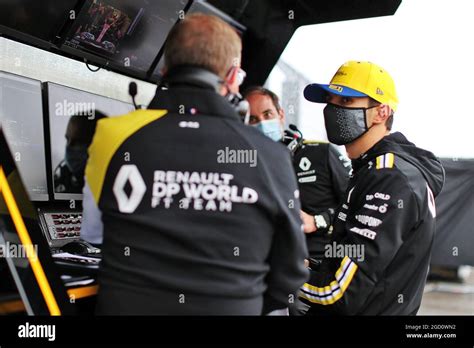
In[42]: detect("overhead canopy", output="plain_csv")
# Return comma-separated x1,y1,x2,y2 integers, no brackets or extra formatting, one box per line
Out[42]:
208,0,402,87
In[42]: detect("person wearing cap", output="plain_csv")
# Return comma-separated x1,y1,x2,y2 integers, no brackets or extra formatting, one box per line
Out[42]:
300,61,445,315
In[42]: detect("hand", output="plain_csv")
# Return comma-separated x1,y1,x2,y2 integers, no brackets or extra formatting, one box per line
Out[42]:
300,210,317,234
304,259,309,268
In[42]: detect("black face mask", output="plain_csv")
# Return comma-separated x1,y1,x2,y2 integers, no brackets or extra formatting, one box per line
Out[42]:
323,103,377,145
65,145,88,178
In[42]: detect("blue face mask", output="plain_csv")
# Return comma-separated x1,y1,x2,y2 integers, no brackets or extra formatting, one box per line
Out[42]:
253,119,282,141
65,145,89,177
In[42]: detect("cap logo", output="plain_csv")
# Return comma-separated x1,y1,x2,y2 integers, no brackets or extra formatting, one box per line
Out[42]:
329,85,343,93
376,88,384,95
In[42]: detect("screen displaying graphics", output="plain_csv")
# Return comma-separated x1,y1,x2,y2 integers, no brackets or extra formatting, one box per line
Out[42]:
68,1,133,55
0,71,49,201
63,0,188,74
46,82,134,201
0,0,78,42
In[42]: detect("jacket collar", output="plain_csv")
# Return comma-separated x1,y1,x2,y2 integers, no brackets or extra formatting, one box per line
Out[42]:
148,86,241,122
351,132,410,172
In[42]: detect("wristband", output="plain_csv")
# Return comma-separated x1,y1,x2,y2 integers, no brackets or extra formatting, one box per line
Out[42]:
314,214,328,230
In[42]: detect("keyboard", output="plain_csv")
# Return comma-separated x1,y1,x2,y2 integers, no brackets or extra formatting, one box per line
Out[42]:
39,211,82,248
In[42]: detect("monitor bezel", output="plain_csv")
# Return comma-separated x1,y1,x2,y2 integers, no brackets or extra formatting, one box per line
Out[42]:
0,127,74,315
0,70,50,202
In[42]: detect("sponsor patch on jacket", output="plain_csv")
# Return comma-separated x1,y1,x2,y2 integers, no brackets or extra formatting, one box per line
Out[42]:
299,175,317,183
355,215,382,227
363,203,388,213
299,157,312,171
350,227,377,240
366,192,391,201
338,212,347,222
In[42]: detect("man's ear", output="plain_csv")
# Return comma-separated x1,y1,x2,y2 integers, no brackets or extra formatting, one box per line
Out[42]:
278,108,286,125
373,104,391,125
224,67,240,95
226,66,239,85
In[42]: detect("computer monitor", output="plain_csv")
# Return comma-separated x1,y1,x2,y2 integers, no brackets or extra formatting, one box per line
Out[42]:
46,82,134,201
0,0,79,42
61,0,189,76
0,71,49,201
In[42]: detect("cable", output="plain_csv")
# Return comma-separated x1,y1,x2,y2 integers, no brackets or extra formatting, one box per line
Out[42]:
85,60,101,72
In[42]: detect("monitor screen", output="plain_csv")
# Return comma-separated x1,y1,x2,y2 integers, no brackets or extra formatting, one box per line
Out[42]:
46,82,134,201
0,0,79,42
62,0,188,75
0,71,49,201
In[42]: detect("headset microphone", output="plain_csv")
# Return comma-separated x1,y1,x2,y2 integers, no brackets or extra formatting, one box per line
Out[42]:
283,124,304,154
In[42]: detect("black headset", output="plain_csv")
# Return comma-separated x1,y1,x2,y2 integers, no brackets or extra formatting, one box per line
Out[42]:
157,65,250,123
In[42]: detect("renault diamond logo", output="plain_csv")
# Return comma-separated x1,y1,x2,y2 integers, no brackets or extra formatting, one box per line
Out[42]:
113,165,147,213
299,157,311,171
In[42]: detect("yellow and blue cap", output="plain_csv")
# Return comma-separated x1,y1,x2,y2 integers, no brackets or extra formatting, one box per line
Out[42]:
304,61,399,111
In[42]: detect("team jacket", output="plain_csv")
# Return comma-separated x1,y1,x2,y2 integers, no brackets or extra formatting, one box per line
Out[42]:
292,141,351,258
83,83,308,315
300,132,445,315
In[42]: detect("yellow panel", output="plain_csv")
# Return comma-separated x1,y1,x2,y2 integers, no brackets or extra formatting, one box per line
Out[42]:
0,167,61,315
67,285,99,300
85,109,168,203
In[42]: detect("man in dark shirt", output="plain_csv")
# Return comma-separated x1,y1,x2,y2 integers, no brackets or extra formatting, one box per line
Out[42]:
244,87,351,260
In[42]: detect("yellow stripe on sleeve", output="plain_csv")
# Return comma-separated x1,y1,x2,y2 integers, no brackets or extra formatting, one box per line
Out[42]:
299,256,358,305
376,156,382,169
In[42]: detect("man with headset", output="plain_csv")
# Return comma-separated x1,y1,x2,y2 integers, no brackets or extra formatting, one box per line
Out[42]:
299,61,445,315
244,87,351,261
81,14,308,315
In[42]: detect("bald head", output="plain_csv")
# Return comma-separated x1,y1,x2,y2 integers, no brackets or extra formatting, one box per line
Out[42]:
164,13,242,78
